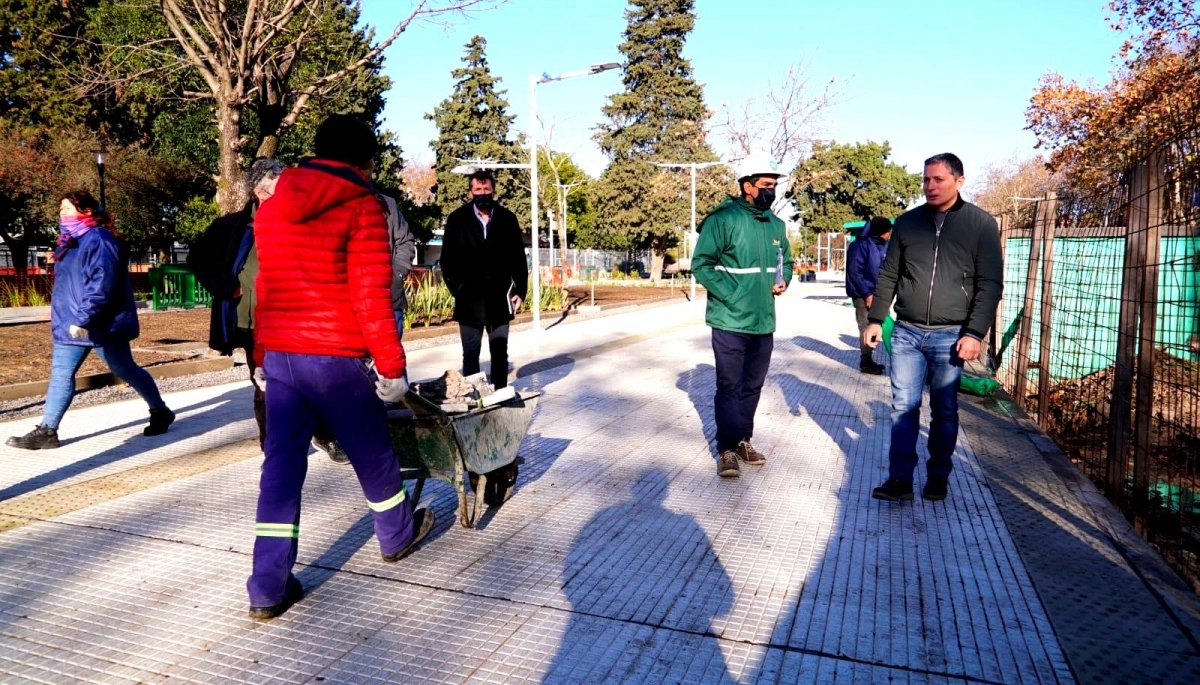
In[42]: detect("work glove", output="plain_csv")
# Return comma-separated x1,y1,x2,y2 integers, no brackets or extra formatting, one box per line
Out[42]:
375,375,409,403
252,367,267,393
68,324,88,340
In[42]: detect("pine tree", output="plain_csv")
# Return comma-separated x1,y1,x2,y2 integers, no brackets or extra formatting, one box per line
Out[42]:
426,36,527,226
591,0,722,279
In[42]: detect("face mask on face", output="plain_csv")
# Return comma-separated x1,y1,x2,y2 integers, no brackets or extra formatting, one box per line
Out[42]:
753,187,776,210
472,193,494,210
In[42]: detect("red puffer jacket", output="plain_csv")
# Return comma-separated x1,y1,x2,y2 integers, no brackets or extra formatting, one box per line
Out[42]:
253,160,405,379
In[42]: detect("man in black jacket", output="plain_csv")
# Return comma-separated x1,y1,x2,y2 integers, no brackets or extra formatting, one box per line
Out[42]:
440,170,528,389
862,153,1003,502
188,158,285,445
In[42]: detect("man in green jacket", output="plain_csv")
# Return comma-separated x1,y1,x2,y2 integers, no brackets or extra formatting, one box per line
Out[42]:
693,153,793,478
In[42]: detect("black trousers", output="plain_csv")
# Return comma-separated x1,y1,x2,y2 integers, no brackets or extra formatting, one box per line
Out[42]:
460,323,511,389
711,328,774,452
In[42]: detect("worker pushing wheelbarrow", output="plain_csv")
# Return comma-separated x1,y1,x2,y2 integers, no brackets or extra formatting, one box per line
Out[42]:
388,376,541,529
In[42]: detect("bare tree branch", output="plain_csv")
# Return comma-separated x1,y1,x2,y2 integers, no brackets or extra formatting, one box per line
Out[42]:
713,60,847,171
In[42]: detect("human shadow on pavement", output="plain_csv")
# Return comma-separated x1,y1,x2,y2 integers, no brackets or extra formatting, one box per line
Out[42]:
295,512,375,592
676,363,717,458
545,467,737,684
792,335,859,372
514,354,576,394
0,386,253,502
469,431,573,531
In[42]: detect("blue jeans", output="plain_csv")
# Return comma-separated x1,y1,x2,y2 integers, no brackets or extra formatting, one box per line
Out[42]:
249,351,414,607
42,342,166,429
711,329,774,452
887,322,963,481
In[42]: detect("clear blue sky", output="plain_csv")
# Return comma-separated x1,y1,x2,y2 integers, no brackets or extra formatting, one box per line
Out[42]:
361,0,1125,193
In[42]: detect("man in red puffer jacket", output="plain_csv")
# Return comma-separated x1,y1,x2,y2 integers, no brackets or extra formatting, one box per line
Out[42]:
246,114,434,620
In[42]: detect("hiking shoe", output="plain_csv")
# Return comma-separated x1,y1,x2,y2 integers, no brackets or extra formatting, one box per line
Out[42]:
382,507,435,562
248,576,303,621
737,439,766,466
718,450,741,478
923,476,949,501
312,435,349,465
144,407,175,436
6,425,59,450
860,361,886,375
872,478,914,502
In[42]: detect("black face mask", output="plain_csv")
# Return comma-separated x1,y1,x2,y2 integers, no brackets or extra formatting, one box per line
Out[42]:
472,193,494,210
752,187,776,210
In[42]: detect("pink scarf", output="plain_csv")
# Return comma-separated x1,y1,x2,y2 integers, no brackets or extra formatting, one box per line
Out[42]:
54,216,98,260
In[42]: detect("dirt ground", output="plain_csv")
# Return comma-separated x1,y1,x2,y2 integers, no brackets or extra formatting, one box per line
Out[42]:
0,284,692,386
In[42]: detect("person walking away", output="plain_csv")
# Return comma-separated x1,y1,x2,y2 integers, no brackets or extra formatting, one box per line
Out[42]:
692,152,793,479
863,153,1003,502
439,169,528,390
312,183,416,465
846,216,892,375
247,114,433,619
7,191,175,450
188,158,285,447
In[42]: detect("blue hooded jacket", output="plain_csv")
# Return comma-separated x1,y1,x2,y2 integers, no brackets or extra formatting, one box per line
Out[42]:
845,234,889,300
50,228,139,347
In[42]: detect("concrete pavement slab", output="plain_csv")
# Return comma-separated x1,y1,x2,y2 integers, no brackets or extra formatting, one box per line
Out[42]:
0,281,1196,683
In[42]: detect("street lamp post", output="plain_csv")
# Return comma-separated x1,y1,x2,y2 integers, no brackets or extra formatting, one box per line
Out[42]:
94,149,108,208
653,161,726,301
529,61,620,332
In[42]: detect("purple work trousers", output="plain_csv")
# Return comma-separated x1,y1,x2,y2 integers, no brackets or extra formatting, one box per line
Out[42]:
247,351,414,607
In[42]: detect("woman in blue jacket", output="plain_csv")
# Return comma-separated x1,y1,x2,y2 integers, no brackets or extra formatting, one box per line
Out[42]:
6,191,175,450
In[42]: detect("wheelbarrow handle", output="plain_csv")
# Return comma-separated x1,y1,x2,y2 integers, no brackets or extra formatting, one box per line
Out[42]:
397,388,447,418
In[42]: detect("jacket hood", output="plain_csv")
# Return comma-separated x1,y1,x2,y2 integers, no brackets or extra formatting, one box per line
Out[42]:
268,159,378,224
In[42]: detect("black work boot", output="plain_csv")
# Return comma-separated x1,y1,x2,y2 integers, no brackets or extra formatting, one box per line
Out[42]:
923,476,949,501
248,576,304,621
6,425,60,450
382,507,436,562
144,407,176,436
872,478,914,502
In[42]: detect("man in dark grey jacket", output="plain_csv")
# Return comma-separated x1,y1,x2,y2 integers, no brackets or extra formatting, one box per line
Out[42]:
862,153,1003,502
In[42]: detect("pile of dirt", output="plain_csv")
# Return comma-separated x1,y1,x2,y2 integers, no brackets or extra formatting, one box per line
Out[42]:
1042,349,1200,475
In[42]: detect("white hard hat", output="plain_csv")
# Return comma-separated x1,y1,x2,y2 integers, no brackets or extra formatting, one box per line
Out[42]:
735,152,784,181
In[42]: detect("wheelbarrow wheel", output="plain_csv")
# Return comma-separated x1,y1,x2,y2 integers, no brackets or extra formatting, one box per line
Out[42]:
468,462,519,507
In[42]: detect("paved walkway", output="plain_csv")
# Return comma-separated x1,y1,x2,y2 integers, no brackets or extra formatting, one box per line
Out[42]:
1,281,1198,684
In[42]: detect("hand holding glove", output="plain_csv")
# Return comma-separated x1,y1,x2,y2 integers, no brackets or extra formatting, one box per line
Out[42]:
68,324,88,340
375,375,409,403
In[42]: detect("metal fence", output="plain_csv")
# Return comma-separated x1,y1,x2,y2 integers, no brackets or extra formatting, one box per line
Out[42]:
993,140,1200,593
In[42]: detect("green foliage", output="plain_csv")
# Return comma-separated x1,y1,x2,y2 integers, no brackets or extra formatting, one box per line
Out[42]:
0,1,101,132
590,0,722,263
177,197,222,245
792,141,921,232
0,281,47,307
426,36,528,227
538,149,597,247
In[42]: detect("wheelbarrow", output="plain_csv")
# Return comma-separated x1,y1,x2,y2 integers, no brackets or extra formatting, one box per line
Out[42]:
387,389,541,528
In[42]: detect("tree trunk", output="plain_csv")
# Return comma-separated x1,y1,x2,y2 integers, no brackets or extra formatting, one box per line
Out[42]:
0,229,30,276
256,135,280,160
216,103,247,214
649,237,666,283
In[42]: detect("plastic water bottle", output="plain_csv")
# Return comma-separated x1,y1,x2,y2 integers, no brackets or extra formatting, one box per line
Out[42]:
775,246,785,288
